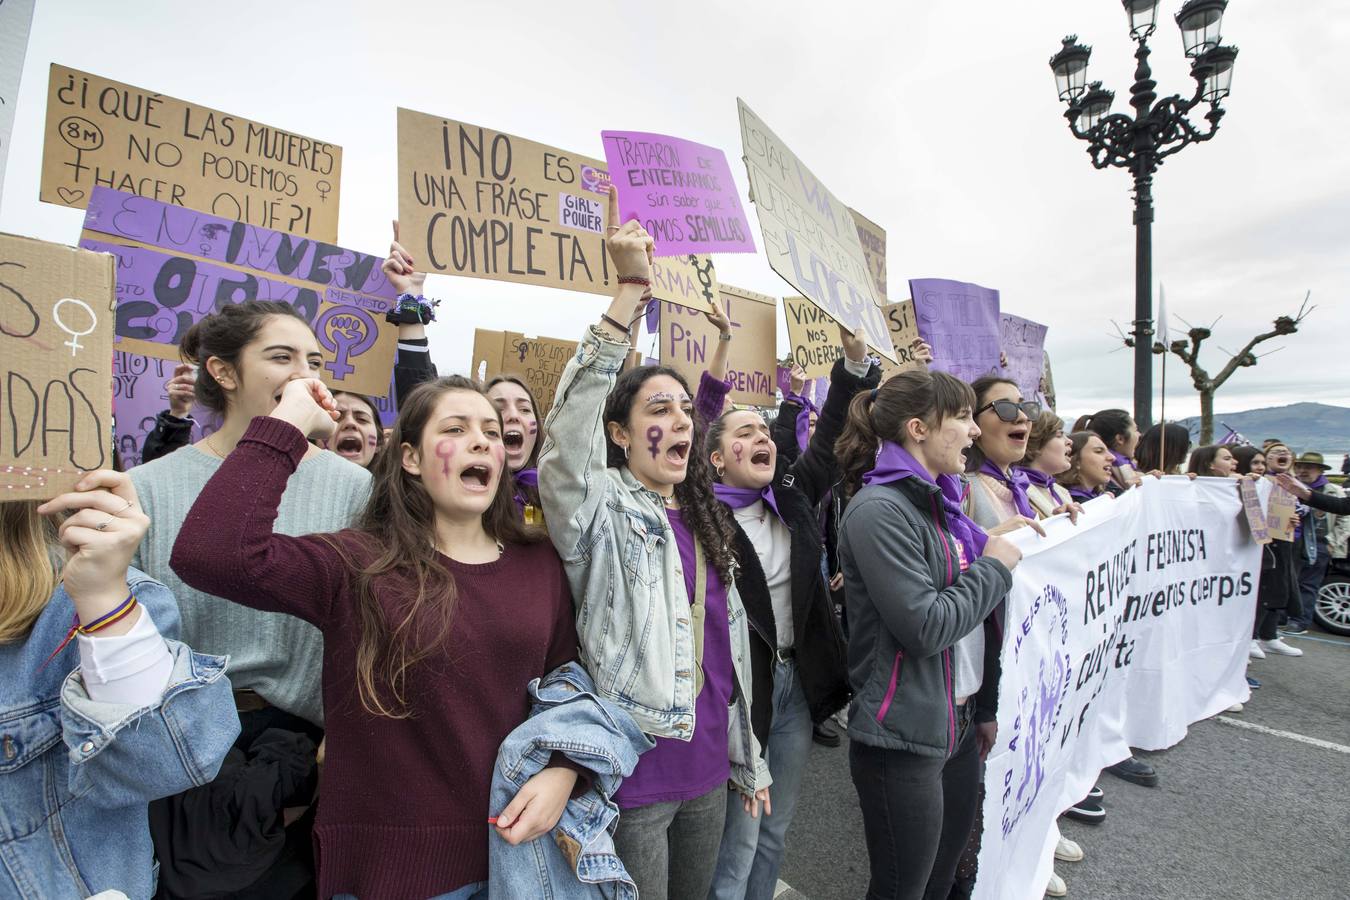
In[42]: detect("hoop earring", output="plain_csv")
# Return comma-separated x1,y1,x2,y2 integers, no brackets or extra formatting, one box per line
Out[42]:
623,445,630,460
715,465,725,478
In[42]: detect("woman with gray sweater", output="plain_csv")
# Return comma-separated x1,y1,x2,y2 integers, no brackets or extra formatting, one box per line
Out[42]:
835,369,1024,900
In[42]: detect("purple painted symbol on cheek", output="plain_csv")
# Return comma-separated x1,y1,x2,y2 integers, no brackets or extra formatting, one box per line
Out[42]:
435,439,455,479
528,420,537,436
647,426,663,458
732,441,744,463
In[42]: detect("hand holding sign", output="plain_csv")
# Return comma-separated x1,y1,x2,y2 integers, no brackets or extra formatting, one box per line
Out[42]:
703,299,731,336
840,323,867,364
167,364,195,417
383,221,428,296
269,378,340,441
605,186,655,280
36,470,149,617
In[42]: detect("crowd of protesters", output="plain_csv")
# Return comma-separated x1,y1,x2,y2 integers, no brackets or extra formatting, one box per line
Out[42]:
5,193,1342,900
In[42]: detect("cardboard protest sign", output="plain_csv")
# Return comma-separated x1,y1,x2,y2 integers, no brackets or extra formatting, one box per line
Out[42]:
878,299,927,375
399,107,611,293
783,295,842,379
908,277,1002,382
601,130,755,256
659,284,776,406
1042,350,1058,410
850,208,887,302
471,329,580,414
0,0,36,208
41,65,340,240
1264,482,1298,542
737,99,893,363
1239,478,1272,545
80,188,397,397
398,108,713,311
0,234,115,499
1000,313,1049,403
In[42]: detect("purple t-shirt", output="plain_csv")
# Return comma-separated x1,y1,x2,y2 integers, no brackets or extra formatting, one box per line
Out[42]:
614,508,733,808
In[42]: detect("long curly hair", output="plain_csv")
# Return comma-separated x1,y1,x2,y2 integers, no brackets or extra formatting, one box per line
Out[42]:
324,376,544,719
602,365,738,580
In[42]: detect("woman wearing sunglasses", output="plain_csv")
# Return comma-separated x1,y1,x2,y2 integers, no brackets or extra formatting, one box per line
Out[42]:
945,376,1056,896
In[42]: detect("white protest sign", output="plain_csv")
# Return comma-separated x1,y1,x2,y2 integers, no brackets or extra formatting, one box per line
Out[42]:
975,477,1262,900
737,99,894,362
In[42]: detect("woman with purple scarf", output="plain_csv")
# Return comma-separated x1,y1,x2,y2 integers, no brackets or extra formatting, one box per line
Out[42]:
703,324,878,899
960,380,1081,897
833,368,1028,900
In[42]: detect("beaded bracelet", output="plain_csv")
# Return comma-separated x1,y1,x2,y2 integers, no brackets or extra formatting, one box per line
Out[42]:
41,592,139,669
617,275,652,287
385,293,441,325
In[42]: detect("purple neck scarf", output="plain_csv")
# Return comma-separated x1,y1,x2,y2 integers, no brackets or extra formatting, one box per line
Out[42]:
1110,450,1133,469
1017,466,1056,490
513,468,538,510
864,441,988,564
787,393,817,452
714,481,782,521
1308,473,1329,492
1066,483,1100,503
980,460,1035,519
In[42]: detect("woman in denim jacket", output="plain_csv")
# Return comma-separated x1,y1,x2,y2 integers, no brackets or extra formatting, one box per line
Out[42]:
0,471,236,900
539,189,769,900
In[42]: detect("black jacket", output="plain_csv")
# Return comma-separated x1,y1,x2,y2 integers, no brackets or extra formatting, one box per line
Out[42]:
141,410,194,464
736,357,878,743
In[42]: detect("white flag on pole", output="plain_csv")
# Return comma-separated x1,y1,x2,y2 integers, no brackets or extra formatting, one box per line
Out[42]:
1157,283,1170,346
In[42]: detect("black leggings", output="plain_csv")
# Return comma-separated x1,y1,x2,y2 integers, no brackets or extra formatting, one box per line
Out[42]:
849,710,982,900
1254,605,1281,641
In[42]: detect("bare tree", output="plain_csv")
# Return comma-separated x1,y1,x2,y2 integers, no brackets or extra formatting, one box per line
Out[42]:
1118,293,1314,444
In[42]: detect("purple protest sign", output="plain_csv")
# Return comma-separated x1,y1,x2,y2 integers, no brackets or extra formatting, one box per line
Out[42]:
112,351,220,468
84,187,398,300
601,131,755,256
908,278,1002,382
1000,313,1049,403
775,365,829,408
81,238,388,346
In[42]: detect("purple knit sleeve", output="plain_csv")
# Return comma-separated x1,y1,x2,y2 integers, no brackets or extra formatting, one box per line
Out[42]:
694,370,732,427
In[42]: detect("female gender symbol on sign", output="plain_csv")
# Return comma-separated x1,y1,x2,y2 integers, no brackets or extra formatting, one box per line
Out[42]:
53,298,98,356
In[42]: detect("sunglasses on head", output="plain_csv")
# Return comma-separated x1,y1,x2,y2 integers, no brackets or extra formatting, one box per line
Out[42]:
976,399,1041,423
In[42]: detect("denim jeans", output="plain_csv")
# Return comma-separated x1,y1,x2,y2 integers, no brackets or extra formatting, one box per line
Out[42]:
709,659,815,900
1292,540,1329,627
849,706,981,900
612,784,727,900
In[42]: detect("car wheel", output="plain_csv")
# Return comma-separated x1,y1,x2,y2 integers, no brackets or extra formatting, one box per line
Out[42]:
1313,574,1350,636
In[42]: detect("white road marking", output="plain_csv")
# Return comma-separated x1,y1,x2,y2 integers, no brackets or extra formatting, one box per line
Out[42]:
1214,716,1350,755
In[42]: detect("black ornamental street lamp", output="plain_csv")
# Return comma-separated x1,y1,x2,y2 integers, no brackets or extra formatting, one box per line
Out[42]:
1049,0,1238,429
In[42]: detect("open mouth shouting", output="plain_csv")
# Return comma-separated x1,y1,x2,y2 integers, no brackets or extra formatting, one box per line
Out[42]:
504,429,525,452
1007,427,1029,445
458,462,495,494
750,446,773,468
664,440,691,468
334,433,367,461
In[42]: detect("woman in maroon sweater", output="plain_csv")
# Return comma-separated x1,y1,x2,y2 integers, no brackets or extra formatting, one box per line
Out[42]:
171,374,583,900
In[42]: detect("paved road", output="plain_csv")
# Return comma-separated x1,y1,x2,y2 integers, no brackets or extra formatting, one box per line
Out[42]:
774,627,1350,899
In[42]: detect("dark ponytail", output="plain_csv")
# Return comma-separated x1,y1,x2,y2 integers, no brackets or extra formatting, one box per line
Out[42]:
180,300,309,413
1076,408,1134,452
835,369,975,499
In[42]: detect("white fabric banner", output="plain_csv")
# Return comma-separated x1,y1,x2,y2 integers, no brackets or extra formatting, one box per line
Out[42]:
0,0,37,208
975,477,1263,900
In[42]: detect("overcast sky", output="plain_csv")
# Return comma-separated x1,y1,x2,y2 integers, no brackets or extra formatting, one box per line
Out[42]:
2,0,1345,423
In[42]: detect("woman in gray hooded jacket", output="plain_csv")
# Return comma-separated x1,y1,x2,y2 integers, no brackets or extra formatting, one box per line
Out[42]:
835,369,1024,900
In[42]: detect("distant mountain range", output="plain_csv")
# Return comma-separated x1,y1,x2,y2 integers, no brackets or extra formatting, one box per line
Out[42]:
1176,402,1350,452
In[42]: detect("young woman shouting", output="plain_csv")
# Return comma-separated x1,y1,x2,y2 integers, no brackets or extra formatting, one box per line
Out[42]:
171,374,584,900
705,323,878,899
539,189,768,900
